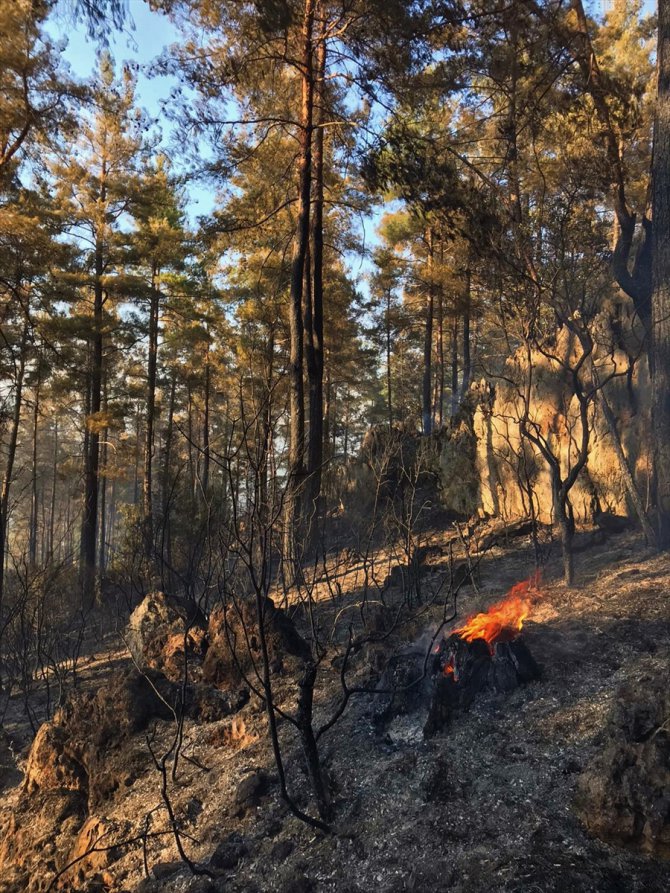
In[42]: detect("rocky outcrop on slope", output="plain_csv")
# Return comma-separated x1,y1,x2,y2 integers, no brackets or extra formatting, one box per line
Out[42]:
126,591,208,683
439,318,651,526
202,597,311,689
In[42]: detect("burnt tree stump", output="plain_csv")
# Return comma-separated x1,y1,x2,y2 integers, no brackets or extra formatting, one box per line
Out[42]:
424,633,540,735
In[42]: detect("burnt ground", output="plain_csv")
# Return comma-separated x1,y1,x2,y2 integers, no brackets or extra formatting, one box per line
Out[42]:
1,526,670,892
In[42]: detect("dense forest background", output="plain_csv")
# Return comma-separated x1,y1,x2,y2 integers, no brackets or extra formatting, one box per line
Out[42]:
1,0,663,604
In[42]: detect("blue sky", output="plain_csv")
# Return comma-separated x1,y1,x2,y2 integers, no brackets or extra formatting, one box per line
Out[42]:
58,2,179,117
49,0,654,282
53,1,216,220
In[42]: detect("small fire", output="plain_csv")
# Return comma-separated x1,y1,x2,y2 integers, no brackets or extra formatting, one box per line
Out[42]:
444,656,455,678
453,572,541,650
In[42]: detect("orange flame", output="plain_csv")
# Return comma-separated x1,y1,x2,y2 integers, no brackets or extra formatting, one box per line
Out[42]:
453,572,541,648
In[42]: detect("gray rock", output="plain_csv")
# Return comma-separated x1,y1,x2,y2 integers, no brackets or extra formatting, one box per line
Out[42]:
126,592,182,667
270,839,294,863
234,770,268,806
151,860,184,880
210,832,247,869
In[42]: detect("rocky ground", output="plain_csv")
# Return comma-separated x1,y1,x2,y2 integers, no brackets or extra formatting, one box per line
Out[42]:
1,524,670,892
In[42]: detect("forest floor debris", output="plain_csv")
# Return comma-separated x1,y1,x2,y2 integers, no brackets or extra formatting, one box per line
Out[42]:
1,527,670,892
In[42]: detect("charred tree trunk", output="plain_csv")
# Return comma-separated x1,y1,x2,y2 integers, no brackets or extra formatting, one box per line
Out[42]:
80,238,104,606
594,372,657,548
461,266,472,400
284,0,315,584
422,228,434,435
0,320,29,612
652,0,670,548
202,341,211,498
554,486,575,587
144,263,160,558
296,660,331,821
305,28,326,546
251,585,329,832
29,373,41,568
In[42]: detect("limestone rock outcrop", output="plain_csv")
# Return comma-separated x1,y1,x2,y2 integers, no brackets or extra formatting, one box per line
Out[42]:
202,597,311,689
126,591,207,682
440,322,651,525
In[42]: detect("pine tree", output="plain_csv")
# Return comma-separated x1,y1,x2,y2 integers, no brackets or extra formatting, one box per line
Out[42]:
128,157,187,559
50,53,147,603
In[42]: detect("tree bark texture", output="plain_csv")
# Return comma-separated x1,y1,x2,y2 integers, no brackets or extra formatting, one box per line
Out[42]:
652,0,670,547
284,0,316,581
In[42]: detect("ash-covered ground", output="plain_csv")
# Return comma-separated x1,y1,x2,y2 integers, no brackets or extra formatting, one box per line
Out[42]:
1,527,670,893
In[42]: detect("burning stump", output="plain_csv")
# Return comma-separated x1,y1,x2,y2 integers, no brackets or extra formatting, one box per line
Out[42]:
424,633,540,735
425,577,541,735
373,575,541,738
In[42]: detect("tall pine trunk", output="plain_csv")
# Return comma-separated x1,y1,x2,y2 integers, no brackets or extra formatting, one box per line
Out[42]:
161,374,176,581
461,266,472,400
98,431,107,577
0,320,29,613
48,419,58,562
80,237,104,606
98,377,108,578
29,373,41,568
305,26,326,546
386,291,393,428
284,0,315,583
652,0,670,547
422,228,434,435
450,316,459,418
144,262,159,557
202,340,211,498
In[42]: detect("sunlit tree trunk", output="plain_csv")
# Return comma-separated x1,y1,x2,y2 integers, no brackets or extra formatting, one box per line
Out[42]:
305,26,326,547
202,332,211,499
450,316,459,417
323,366,332,460
284,0,316,582
386,291,393,428
80,234,105,605
422,228,434,435
98,377,108,578
184,383,193,499
48,419,58,562
652,0,670,547
161,374,176,583
461,265,472,400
